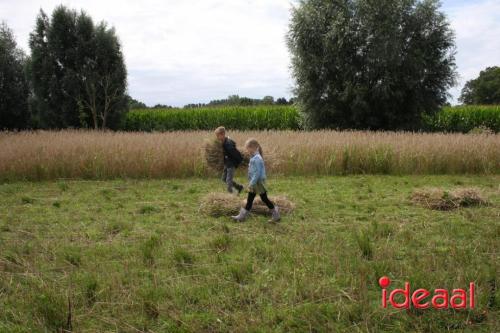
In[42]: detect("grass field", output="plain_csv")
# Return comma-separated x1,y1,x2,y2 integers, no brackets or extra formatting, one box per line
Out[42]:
0,175,498,332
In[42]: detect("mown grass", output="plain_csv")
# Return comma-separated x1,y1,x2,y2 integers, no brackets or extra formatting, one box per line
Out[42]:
0,175,498,332
1,130,498,181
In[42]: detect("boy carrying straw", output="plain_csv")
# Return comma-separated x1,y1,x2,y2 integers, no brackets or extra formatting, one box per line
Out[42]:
215,126,244,194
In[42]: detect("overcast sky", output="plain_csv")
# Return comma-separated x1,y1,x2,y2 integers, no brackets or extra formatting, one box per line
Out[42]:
2,0,499,106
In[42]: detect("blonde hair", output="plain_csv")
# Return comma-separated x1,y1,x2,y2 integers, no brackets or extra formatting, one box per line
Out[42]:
245,138,263,156
214,126,226,135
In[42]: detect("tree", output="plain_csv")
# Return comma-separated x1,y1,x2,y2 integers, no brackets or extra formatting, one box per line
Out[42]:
287,0,457,130
459,67,500,105
276,97,288,105
262,96,275,104
127,96,147,109
29,6,127,129
0,22,30,129
152,104,173,109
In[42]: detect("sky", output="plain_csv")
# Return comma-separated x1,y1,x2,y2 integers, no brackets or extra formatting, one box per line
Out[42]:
1,0,499,107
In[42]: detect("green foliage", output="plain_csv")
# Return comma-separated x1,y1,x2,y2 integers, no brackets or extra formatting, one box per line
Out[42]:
33,291,67,331
141,235,162,266
460,66,500,105
354,229,373,260
424,105,500,133
172,248,195,269
122,105,301,131
287,0,457,130
127,95,147,109
210,234,232,252
139,205,160,214
28,5,127,129
0,23,30,129
184,95,293,108
227,262,253,285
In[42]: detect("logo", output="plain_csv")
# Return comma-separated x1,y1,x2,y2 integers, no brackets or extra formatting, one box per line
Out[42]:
379,276,475,309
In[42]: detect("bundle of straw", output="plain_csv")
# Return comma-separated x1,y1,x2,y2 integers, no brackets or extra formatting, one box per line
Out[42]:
203,138,224,171
411,187,487,210
199,192,295,217
202,138,281,173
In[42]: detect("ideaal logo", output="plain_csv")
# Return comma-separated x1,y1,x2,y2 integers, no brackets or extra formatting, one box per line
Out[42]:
379,276,475,309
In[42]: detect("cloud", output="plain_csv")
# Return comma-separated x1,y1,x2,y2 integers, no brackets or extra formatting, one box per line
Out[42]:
1,0,294,106
1,0,498,106
444,0,500,103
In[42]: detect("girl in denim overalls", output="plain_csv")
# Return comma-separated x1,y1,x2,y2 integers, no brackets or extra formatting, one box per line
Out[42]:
232,138,280,222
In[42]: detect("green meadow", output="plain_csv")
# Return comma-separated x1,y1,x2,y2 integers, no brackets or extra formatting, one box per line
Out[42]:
0,175,498,332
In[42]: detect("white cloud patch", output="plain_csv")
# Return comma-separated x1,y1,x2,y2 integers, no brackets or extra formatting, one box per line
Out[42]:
445,0,500,103
1,0,499,106
2,0,294,106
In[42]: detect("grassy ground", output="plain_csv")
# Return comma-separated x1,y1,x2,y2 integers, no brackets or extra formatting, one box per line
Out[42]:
0,175,498,332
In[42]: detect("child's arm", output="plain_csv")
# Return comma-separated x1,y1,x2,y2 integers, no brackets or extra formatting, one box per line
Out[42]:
223,140,241,164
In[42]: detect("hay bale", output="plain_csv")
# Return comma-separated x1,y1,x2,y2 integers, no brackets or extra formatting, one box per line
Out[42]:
451,188,488,207
199,192,295,217
203,138,224,172
411,187,487,210
199,192,241,216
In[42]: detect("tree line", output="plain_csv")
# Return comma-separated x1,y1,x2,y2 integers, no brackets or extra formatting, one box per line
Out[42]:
1,1,499,131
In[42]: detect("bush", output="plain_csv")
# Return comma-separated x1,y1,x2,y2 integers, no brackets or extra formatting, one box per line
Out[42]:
121,106,300,131
424,105,500,133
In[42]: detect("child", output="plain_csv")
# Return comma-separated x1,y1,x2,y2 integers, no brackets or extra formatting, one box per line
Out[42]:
215,126,244,194
232,138,280,222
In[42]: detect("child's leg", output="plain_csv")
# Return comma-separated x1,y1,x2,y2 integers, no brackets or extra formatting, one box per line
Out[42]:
224,167,235,193
231,180,243,191
245,192,257,211
221,167,227,183
259,192,275,209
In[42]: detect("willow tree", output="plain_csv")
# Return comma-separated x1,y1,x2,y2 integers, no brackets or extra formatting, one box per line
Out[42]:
287,0,457,130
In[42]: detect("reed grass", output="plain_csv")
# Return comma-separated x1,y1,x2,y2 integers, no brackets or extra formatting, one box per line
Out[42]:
0,130,498,181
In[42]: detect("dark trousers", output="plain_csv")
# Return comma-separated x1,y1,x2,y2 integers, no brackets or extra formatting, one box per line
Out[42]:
221,166,242,193
245,191,274,211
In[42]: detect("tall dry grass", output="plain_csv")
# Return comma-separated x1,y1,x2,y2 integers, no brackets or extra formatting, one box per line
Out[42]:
0,130,498,180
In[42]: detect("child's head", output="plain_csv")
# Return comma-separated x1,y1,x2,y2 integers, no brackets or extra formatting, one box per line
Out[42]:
214,126,226,142
245,138,263,156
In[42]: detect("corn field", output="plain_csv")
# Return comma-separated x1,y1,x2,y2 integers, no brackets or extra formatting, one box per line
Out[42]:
0,130,498,181
424,105,500,133
121,105,500,132
122,106,300,131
